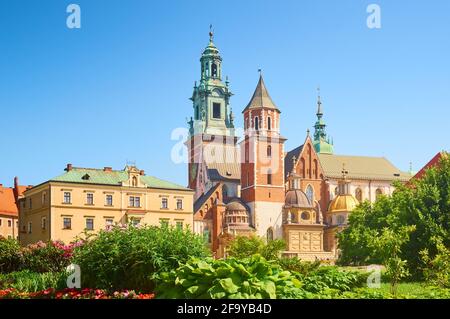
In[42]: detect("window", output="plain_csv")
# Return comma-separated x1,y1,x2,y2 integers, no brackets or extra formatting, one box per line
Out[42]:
8,220,12,227
355,188,363,202
161,198,168,209
267,145,272,157
63,218,71,230
86,193,94,205
41,217,46,230
176,221,184,230
63,192,71,204
129,196,141,207
176,199,183,210
267,170,272,185
222,184,229,199
203,228,211,243
42,192,47,204
212,102,221,119
266,228,274,242
254,117,259,130
86,218,94,231
28,222,32,234
131,218,141,227
306,185,314,204
105,195,113,206
160,219,169,228
211,63,218,77
301,211,310,221
105,218,114,229
267,117,272,130
337,215,346,225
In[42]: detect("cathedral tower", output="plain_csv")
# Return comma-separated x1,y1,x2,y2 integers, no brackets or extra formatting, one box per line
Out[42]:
313,89,334,154
186,30,239,200
240,74,287,240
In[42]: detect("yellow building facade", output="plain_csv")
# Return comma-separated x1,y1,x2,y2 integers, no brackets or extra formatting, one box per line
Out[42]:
19,164,194,245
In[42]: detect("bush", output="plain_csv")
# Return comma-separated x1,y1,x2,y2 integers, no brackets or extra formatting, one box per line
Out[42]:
277,258,321,276
72,225,209,292
22,241,73,273
227,235,286,261
0,238,23,273
0,270,67,292
155,255,306,299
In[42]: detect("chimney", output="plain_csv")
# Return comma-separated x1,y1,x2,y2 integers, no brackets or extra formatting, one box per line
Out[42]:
14,176,19,189
139,170,145,176
0,183,3,188
104,167,112,172
66,163,73,171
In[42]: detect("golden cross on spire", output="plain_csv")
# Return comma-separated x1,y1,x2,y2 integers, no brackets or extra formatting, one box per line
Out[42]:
209,24,214,42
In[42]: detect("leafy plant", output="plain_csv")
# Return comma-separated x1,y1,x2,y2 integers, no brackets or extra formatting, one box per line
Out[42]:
277,257,321,276
0,270,67,292
155,255,306,299
0,238,23,273
72,224,209,292
420,237,450,288
227,235,286,261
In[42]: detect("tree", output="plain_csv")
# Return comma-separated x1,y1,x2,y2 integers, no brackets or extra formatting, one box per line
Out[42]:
227,235,286,261
338,155,450,280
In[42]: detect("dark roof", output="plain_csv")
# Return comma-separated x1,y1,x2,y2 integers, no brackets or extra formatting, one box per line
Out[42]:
243,75,280,113
194,183,221,213
284,145,304,178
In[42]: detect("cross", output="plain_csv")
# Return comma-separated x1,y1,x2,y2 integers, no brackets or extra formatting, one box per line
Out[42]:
258,68,262,76
209,24,214,41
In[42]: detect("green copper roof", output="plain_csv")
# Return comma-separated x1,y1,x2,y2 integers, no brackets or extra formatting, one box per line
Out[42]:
50,167,190,191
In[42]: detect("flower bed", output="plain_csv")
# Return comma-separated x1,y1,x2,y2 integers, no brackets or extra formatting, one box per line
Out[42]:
0,288,155,299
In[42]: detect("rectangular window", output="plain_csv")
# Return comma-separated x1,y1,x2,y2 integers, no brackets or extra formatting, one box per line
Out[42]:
159,219,169,228
63,192,71,204
267,173,272,185
105,218,114,229
28,222,32,234
161,198,168,209
8,220,12,227
131,218,141,227
63,217,72,230
129,196,135,207
176,199,183,210
86,193,94,205
105,195,113,206
176,221,183,230
41,217,46,230
212,102,221,119
42,192,47,204
135,197,140,207
86,218,94,231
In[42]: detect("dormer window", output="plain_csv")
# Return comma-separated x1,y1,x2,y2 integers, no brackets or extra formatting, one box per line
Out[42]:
82,174,90,180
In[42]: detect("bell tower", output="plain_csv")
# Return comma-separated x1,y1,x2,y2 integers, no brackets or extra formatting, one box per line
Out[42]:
186,29,238,199
240,74,287,239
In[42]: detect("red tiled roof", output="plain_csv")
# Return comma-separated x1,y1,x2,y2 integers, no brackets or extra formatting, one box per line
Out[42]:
0,186,18,217
413,152,446,180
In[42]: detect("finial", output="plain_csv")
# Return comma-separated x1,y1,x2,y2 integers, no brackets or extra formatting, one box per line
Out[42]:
209,24,214,42
307,129,310,136
291,156,297,174
258,68,262,77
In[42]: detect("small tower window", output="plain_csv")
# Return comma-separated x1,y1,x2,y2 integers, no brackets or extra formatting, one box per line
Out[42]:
213,103,221,119
267,117,272,130
254,117,259,130
306,185,314,204
267,169,272,185
211,63,218,77
267,145,272,157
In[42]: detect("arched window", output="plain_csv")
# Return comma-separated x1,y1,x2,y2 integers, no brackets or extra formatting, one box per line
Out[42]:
313,159,318,179
267,169,272,185
355,188,363,202
132,176,138,187
211,63,217,77
305,185,314,204
337,215,345,225
205,62,209,76
254,117,259,130
267,145,272,157
376,188,383,199
267,117,272,130
290,212,297,223
222,184,229,199
266,228,274,242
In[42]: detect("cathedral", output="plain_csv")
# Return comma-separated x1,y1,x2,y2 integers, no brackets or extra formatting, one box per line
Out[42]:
186,31,411,261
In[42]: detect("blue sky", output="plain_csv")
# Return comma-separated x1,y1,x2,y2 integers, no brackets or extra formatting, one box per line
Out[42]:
0,0,449,187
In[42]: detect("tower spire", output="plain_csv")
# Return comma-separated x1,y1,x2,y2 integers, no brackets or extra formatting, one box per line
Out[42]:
313,87,334,154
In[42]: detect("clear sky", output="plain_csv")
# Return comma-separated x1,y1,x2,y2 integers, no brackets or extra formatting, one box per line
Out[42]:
0,0,449,187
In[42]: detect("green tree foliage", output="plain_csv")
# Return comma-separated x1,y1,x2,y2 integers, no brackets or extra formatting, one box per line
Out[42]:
338,155,450,279
72,225,210,291
227,235,286,260
0,238,23,273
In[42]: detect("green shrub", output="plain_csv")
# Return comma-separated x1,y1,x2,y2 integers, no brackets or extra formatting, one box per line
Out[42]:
277,258,321,276
22,241,71,273
0,270,67,292
0,238,23,273
155,255,307,299
227,235,286,261
72,225,209,292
